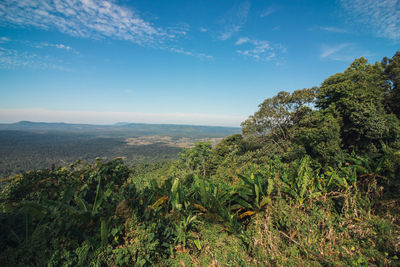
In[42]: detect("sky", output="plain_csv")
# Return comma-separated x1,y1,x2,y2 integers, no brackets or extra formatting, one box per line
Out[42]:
0,0,399,127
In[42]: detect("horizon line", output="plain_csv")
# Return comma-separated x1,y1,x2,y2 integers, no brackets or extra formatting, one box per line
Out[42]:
0,108,246,127
0,120,242,128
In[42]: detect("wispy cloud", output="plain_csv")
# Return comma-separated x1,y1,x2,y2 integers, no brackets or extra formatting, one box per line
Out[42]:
0,108,245,127
0,37,76,70
272,26,280,31
320,43,350,59
1,37,75,52
166,23,190,38
235,37,286,62
235,37,250,45
312,26,348,33
219,1,250,40
0,47,71,71
0,1,215,61
0,0,179,47
31,42,79,55
260,6,278,18
340,0,400,40
200,27,208,33
170,47,213,60
0,37,10,43
36,43,73,51
320,43,371,61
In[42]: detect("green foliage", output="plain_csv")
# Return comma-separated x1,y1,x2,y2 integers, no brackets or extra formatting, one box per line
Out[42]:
173,214,199,247
1,150,399,266
178,142,212,176
292,106,344,167
233,172,272,212
241,88,316,152
0,130,183,179
382,51,400,117
207,134,245,175
316,57,398,154
278,156,322,206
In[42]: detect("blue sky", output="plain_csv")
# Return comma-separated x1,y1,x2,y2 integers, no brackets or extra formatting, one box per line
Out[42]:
0,0,399,126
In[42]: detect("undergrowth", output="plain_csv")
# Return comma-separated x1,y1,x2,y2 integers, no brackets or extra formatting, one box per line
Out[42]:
0,154,398,266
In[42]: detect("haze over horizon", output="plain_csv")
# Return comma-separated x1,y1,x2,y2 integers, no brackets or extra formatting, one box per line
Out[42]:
0,108,245,127
1,0,399,126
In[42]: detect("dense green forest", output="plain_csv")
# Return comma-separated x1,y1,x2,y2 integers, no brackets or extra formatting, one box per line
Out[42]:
0,123,239,178
0,131,182,179
1,52,400,266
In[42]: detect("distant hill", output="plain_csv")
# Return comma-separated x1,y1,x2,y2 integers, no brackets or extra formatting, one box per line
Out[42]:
0,121,241,138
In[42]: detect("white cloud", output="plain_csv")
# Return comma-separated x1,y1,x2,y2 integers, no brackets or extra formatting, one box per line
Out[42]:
170,47,192,56
340,0,400,40
314,26,348,33
0,108,245,127
320,43,371,61
0,37,75,52
0,37,10,43
272,26,280,31
170,47,213,60
55,44,72,50
34,42,74,51
260,6,278,18
235,37,285,61
200,27,208,32
0,1,213,63
219,1,250,40
0,37,77,69
0,0,178,47
235,37,249,45
167,23,190,37
0,47,71,70
320,43,351,58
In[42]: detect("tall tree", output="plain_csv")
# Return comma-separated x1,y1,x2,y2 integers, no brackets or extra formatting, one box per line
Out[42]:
241,88,315,152
178,142,212,176
316,57,399,153
292,105,344,167
382,51,400,118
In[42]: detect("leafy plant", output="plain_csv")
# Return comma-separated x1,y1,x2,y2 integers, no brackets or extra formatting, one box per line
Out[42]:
280,156,321,206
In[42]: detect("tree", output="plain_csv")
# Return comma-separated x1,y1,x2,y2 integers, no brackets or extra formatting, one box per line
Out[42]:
316,57,397,153
292,105,344,167
241,88,316,152
178,142,212,176
382,51,400,118
207,134,245,175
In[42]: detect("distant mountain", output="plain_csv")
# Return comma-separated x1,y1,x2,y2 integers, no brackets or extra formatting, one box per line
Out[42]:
113,122,132,126
0,121,241,138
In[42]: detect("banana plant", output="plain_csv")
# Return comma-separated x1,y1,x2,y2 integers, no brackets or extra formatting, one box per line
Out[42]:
227,169,276,221
281,156,321,206
324,165,356,192
235,173,271,211
191,176,231,216
170,178,184,211
73,175,112,224
184,176,242,233
173,214,198,247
